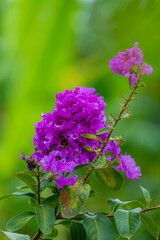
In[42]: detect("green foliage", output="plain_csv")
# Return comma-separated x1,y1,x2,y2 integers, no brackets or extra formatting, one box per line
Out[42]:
59,181,90,218
83,213,115,240
6,212,35,232
140,213,159,239
42,195,59,208
107,198,144,213
81,134,104,143
97,127,110,135
35,204,55,235
70,221,87,240
0,192,36,201
93,155,106,168
114,208,141,238
83,146,95,152
140,185,151,203
16,172,37,194
95,168,123,190
0,231,30,240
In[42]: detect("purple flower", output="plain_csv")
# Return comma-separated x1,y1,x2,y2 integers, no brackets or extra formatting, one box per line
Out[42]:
116,155,141,179
55,175,78,189
32,87,109,188
109,42,152,85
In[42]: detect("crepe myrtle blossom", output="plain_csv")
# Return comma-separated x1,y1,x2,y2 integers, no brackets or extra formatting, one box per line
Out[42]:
31,87,141,188
109,42,152,85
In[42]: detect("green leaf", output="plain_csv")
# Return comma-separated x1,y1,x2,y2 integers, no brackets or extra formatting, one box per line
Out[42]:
83,146,95,152
97,127,110,135
140,213,159,239
70,221,87,240
40,228,58,239
16,172,37,194
40,180,52,191
58,220,71,228
89,191,100,197
0,231,30,240
109,137,126,145
6,212,35,232
0,192,36,201
59,181,90,218
114,208,141,238
74,164,89,171
43,195,59,208
107,198,144,213
83,213,115,240
81,134,104,143
93,155,106,168
35,204,55,235
16,185,28,190
28,197,38,207
95,168,123,191
140,185,151,202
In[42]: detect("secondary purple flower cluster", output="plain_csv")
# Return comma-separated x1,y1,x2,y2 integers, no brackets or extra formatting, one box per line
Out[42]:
109,42,152,85
32,87,141,188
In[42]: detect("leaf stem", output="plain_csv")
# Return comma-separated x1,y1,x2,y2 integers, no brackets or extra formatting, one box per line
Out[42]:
32,229,42,240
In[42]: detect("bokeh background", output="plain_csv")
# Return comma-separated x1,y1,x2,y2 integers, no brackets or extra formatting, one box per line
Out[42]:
0,0,160,239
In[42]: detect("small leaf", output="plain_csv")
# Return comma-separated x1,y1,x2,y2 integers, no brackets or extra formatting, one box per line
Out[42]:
43,195,59,208
40,228,58,239
74,164,89,171
16,185,28,190
35,204,55,235
97,127,110,135
89,190,100,197
6,212,35,232
16,172,37,194
83,146,95,152
140,185,151,202
0,192,36,201
109,137,126,145
81,134,104,143
0,231,30,240
114,208,141,238
70,221,87,240
40,180,52,191
140,213,159,239
95,167,123,191
93,155,106,168
83,213,115,240
59,181,90,218
107,198,144,213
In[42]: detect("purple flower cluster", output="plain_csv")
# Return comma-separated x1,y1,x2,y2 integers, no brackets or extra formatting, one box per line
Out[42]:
109,42,152,85
32,87,108,188
32,87,141,188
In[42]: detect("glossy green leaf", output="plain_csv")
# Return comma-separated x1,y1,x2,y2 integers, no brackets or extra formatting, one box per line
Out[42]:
0,231,30,240
95,168,123,190
81,134,104,143
97,127,110,135
107,198,144,212
140,185,151,202
89,191,100,197
6,212,35,232
83,213,115,240
16,172,37,194
74,164,89,171
59,181,90,218
43,195,59,208
83,146,95,152
0,192,36,201
70,221,87,240
115,208,141,238
140,213,159,239
35,204,55,235
93,155,106,168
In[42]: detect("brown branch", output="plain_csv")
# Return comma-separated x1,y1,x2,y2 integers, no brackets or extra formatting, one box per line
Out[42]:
56,205,160,221
82,78,141,184
32,229,42,240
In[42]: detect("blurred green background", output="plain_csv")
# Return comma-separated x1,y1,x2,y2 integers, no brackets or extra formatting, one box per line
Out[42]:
0,0,160,239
